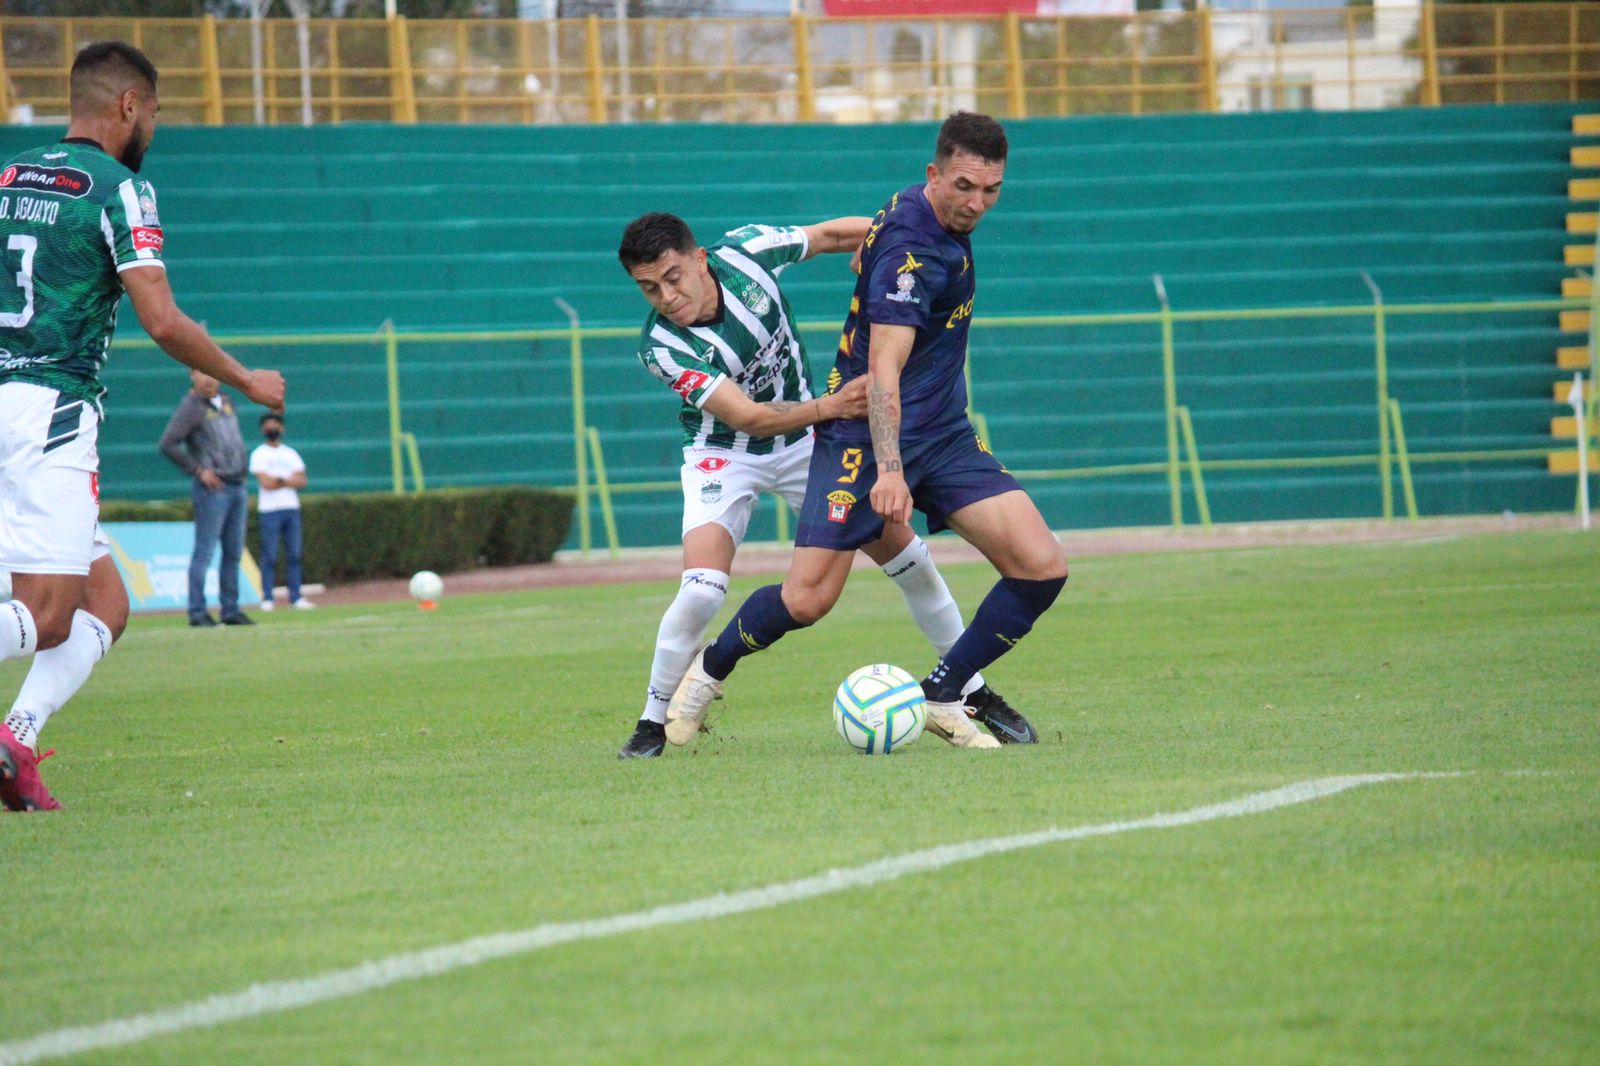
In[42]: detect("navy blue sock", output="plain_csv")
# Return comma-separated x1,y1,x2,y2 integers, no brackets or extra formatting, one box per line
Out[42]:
702,584,809,681
922,575,1066,702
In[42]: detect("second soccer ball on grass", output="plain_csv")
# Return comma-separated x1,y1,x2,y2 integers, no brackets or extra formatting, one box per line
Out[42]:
409,570,443,607
833,664,926,755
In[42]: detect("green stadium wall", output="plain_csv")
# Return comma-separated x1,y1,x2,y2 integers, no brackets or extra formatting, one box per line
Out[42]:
1,102,1591,550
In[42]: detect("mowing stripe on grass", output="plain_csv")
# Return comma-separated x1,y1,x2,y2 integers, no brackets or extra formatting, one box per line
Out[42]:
0,772,1455,1065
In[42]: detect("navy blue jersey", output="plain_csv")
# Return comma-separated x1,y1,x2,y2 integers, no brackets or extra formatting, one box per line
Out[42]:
824,183,975,444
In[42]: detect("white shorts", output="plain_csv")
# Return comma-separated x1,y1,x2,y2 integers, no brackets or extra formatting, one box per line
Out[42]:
680,437,814,545
0,381,110,577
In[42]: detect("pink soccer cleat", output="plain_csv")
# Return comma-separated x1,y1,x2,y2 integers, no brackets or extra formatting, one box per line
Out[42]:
0,724,61,812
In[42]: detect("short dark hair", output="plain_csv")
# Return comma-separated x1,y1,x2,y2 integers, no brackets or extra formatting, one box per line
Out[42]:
934,111,1007,167
70,41,158,113
618,212,697,272
260,413,284,426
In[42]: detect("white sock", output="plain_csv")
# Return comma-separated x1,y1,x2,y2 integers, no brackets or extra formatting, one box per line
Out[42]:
4,609,112,752
880,537,986,697
641,569,729,725
0,600,39,662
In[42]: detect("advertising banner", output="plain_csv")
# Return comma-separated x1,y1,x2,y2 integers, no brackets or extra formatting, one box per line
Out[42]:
102,522,263,614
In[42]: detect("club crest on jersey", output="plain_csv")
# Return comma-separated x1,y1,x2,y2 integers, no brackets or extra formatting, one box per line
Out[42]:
740,282,771,316
886,272,919,305
700,479,723,504
137,185,160,226
827,489,857,524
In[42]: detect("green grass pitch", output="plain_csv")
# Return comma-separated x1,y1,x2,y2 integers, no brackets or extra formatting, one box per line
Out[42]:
2,528,1596,1064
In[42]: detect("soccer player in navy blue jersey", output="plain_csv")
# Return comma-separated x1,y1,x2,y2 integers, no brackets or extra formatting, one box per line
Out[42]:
665,112,1066,750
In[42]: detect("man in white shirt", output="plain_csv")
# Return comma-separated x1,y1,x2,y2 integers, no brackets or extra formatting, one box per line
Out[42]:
249,413,312,610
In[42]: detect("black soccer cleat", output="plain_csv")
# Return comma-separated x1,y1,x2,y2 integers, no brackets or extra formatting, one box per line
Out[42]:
617,719,667,760
964,685,1038,744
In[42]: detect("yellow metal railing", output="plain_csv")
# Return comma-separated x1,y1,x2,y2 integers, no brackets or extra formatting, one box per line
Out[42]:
3,4,1596,126
111,292,1595,555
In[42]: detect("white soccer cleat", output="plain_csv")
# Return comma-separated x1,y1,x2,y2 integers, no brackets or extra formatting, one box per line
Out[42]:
923,699,1001,749
665,646,723,746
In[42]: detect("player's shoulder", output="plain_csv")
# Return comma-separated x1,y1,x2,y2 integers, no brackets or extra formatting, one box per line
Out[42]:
639,310,686,353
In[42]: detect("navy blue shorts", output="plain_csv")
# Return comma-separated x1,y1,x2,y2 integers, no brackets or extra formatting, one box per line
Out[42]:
794,427,1022,551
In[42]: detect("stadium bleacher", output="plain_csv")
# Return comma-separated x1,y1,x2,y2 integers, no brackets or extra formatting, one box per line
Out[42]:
1,101,1592,547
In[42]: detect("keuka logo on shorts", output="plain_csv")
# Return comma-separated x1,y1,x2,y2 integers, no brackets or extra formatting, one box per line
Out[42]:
0,164,94,198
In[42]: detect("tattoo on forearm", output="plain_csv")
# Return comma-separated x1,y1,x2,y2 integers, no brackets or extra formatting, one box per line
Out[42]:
868,382,901,468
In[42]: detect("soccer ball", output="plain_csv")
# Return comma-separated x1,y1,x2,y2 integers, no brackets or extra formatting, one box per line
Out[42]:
408,570,443,603
833,664,926,755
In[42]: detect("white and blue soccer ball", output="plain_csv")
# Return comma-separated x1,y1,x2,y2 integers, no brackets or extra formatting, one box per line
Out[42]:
833,664,926,755
408,570,443,603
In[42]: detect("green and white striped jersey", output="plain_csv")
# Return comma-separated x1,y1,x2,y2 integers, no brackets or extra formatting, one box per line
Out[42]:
637,224,815,454
0,139,165,410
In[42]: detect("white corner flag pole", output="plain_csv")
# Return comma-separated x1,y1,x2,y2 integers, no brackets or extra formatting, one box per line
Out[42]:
1570,372,1591,531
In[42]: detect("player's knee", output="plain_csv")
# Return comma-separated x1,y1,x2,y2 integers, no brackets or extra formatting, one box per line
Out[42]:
674,570,729,624
781,583,837,626
31,610,75,651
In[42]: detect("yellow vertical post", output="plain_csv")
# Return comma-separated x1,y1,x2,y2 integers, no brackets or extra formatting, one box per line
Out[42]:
585,428,620,559
585,14,607,123
555,299,592,556
1387,400,1419,521
792,13,815,123
328,21,342,124
1493,4,1504,105
455,19,468,122
518,18,535,124
1363,273,1393,519
201,16,225,125
1571,5,1580,103
1004,12,1027,119
388,16,416,124
1421,0,1441,106
1345,5,1356,110
1155,275,1182,527
1272,11,1284,108
0,21,11,123
1199,6,1217,114
384,320,405,496
1055,18,1069,117
1130,13,1143,117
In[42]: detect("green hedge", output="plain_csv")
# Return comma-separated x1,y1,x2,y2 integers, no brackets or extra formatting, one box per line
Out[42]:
100,486,572,585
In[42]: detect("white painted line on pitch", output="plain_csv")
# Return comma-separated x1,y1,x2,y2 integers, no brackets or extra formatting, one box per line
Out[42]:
0,772,1458,1066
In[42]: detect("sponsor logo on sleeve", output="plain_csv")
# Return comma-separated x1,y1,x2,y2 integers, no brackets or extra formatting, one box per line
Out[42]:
671,369,711,400
131,226,164,253
694,456,730,473
0,164,93,198
827,489,857,524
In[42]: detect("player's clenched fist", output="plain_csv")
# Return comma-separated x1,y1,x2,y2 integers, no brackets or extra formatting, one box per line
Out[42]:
244,369,286,411
871,468,913,525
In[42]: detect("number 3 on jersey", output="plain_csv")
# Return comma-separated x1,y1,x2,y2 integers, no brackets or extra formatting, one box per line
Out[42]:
837,447,863,484
1,234,37,329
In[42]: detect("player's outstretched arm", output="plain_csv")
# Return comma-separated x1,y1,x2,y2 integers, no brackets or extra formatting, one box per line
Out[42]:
122,266,286,411
800,217,874,260
867,322,916,525
702,375,867,437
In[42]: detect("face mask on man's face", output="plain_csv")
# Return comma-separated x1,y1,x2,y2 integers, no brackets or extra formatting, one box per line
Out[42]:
263,429,282,443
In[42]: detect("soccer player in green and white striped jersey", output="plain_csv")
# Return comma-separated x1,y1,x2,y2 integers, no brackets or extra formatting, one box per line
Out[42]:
0,42,285,810
614,212,1004,758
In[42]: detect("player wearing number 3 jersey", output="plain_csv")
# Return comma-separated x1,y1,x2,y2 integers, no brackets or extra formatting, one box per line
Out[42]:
668,112,1065,750
614,212,1023,758
0,42,285,811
